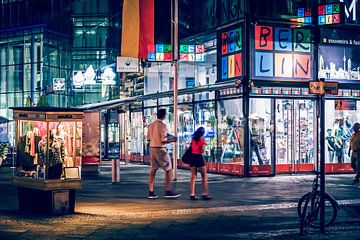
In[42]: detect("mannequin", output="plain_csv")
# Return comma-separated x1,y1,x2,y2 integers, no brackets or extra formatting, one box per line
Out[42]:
38,130,65,179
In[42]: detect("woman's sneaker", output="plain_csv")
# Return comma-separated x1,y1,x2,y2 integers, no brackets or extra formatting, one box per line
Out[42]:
148,191,159,199
164,190,181,198
190,195,198,200
201,195,212,200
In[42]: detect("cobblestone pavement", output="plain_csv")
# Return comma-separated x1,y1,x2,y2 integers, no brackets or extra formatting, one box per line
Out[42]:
0,163,359,239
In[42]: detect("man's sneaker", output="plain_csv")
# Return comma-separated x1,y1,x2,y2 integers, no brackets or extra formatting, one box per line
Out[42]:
164,190,181,198
148,191,159,199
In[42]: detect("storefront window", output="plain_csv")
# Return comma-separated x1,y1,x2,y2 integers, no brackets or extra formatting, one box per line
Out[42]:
217,98,243,164
195,101,216,162
15,118,82,179
325,100,359,165
250,99,273,166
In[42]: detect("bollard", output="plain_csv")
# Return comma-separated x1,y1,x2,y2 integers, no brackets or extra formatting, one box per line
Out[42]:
112,159,120,183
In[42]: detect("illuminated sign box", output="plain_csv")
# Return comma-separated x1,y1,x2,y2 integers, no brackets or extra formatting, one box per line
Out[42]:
309,81,338,95
179,45,205,62
252,25,312,81
147,44,172,62
218,26,243,81
293,8,312,25
318,3,343,25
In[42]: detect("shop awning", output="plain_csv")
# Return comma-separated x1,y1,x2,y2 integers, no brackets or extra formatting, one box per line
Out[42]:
0,116,10,124
77,80,238,111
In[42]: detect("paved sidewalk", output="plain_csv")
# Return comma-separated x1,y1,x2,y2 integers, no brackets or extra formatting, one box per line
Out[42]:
0,162,359,239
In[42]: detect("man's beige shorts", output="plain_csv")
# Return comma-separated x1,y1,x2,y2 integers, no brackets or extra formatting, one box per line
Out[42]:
150,147,172,171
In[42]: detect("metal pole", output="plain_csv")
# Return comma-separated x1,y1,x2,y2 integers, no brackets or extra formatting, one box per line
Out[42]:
319,93,326,233
243,1,251,177
30,34,35,103
171,0,179,181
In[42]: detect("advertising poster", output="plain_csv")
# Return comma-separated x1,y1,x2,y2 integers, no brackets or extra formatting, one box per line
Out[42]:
318,28,360,82
82,112,101,165
335,99,357,110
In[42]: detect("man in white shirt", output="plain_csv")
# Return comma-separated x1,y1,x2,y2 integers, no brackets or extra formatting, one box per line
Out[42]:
147,109,181,199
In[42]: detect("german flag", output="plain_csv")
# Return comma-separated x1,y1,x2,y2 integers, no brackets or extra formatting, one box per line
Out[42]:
121,0,171,59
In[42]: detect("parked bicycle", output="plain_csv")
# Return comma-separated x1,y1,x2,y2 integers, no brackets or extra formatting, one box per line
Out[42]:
298,172,339,234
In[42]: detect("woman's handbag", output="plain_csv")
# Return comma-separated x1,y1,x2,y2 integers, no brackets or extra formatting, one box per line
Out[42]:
181,146,192,164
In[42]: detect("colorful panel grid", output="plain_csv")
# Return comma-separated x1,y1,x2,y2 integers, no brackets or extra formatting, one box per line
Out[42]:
318,3,342,25
219,88,242,96
292,88,301,95
147,44,172,61
253,25,312,80
179,45,205,62
261,87,272,94
340,89,352,97
220,26,243,81
352,90,360,97
281,87,292,95
251,87,312,95
295,8,312,25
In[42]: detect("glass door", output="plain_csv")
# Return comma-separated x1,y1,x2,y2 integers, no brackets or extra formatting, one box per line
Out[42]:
178,104,194,159
275,99,316,173
119,111,130,162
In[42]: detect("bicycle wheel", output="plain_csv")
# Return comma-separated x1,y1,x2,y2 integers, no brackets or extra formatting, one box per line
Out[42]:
310,193,338,227
297,192,311,218
303,193,338,228
300,192,318,234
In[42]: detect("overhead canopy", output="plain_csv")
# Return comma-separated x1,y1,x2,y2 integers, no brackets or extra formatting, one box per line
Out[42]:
77,80,237,111
0,116,10,124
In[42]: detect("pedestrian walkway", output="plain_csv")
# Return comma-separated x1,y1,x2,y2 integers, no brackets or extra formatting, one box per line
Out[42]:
0,162,359,239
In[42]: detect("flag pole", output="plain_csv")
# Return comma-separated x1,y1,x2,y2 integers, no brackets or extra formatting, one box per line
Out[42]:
171,0,178,181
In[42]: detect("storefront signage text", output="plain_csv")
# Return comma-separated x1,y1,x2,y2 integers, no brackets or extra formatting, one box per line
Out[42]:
220,26,243,81
309,81,338,95
253,25,312,80
116,57,139,73
221,0,244,25
341,0,359,25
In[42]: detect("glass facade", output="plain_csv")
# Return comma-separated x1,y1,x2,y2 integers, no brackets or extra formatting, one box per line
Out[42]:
0,27,71,118
71,0,121,106
0,0,359,177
